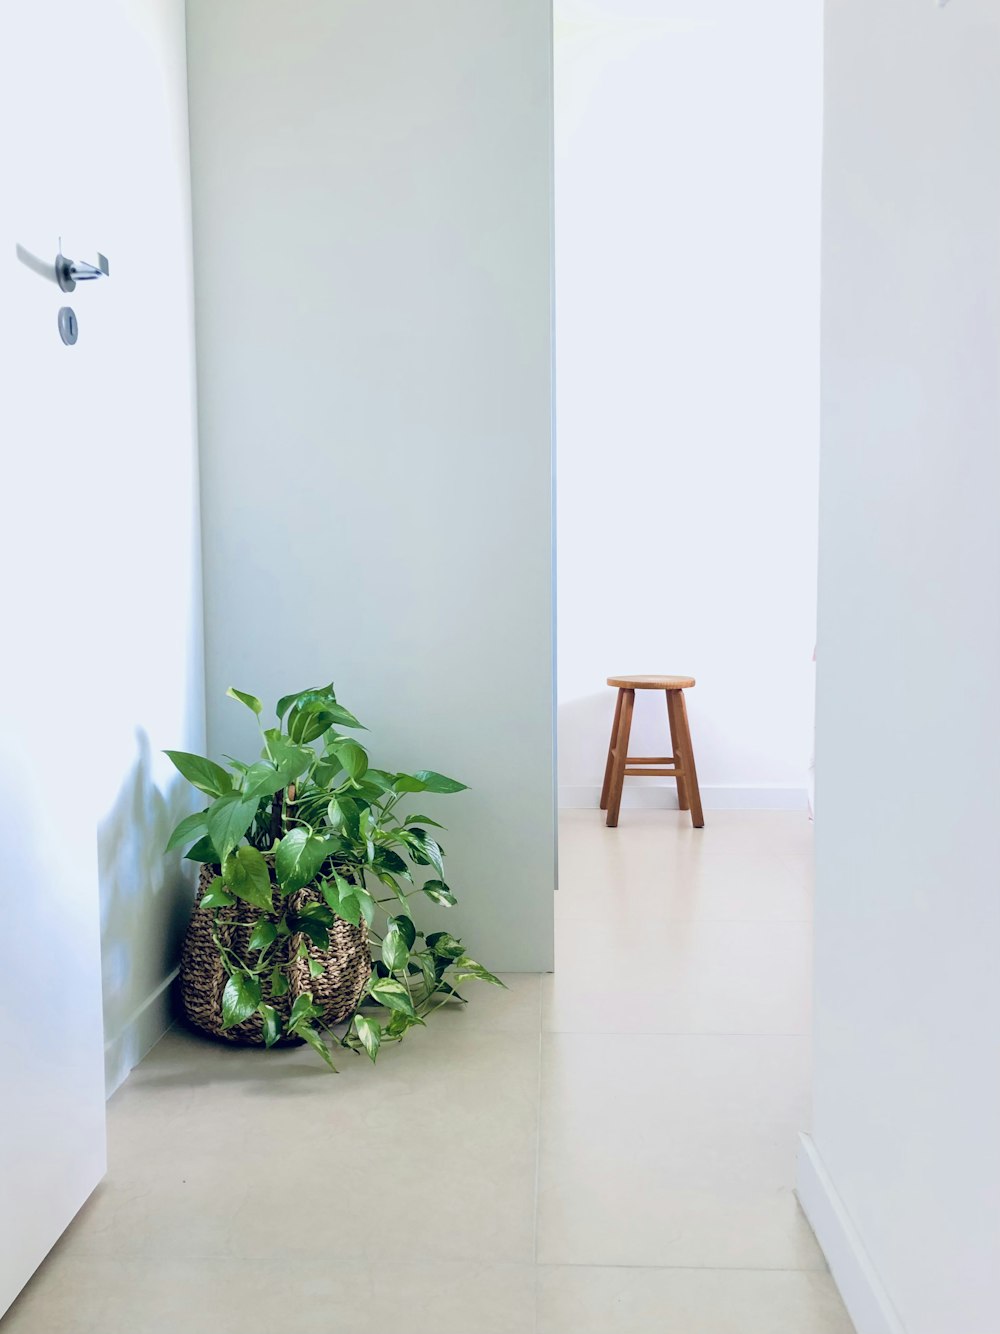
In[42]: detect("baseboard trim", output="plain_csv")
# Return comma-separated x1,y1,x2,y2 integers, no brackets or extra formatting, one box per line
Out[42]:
559,784,808,811
104,968,178,1098
797,1134,907,1334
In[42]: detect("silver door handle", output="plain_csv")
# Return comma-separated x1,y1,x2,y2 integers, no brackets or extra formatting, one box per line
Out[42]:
56,251,109,293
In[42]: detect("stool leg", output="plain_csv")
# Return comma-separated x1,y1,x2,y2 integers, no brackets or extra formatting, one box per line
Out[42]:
665,690,691,811
670,689,704,828
600,689,625,810
605,688,635,827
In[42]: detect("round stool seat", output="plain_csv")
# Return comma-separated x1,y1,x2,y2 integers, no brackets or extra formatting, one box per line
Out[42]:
607,674,695,690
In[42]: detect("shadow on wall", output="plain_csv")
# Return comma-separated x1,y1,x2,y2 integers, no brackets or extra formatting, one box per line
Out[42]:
98,728,198,1094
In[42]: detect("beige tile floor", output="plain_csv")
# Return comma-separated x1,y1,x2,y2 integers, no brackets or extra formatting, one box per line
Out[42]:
4,810,854,1334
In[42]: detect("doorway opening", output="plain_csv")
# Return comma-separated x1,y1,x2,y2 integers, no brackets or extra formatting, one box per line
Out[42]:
546,0,828,1302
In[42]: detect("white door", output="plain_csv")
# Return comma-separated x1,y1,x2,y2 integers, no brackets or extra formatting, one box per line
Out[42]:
0,0,198,1312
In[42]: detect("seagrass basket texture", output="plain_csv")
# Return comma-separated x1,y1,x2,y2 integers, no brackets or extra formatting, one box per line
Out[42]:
179,861,372,1044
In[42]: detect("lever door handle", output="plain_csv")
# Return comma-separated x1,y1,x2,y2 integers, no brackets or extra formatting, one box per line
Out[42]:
56,251,109,293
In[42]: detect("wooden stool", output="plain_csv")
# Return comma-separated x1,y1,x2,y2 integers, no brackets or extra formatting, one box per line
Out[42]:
600,676,704,828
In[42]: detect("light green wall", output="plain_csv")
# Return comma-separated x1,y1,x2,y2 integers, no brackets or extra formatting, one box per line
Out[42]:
186,0,556,970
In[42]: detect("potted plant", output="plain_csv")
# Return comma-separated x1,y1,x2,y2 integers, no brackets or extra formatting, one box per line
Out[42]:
165,682,501,1068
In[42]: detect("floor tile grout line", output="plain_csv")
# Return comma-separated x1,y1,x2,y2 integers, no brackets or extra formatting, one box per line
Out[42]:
539,1031,810,1039
534,1261,830,1274
554,913,813,920
33,1257,829,1276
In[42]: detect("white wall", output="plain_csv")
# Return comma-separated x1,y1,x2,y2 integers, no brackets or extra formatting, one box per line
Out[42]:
555,0,822,809
798,3,1000,1332
186,0,555,971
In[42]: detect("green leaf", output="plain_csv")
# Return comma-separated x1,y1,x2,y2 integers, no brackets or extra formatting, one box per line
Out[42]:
222,845,274,911
248,919,278,952
308,957,324,978
263,731,314,784
393,770,466,795
421,879,457,906
331,738,368,781
369,978,417,1018
287,695,366,743
426,931,465,961
320,876,340,912
298,902,334,923
336,891,361,928
363,769,395,792
287,706,334,746
352,780,392,805
314,757,345,787
227,686,263,716
269,966,289,998
411,770,467,794
453,956,506,988
221,972,261,1028
296,1023,337,1070
372,847,408,877
274,828,330,892
412,949,437,990
164,751,233,798
385,1009,424,1036
354,883,376,928
207,792,261,865
320,870,356,910
242,761,288,800
184,834,222,864
275,687,313,720
403,829,445,877
326,796,361,838
354,1013,381,1062
402,813,446,829
293,914,330,949
275,683,339,718
200,887,235,909
164,809,208,854
275,683,332,712
323,874,367,921
259,1002,281,1047
382,923,409,972
321,701,365,730
387,914,416,950
288,991,318,1028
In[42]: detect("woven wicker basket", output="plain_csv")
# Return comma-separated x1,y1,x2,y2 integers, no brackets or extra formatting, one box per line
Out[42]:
179,861,372,1045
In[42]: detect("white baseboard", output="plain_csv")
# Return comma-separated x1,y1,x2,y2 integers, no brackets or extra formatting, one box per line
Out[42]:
797,1134,907,1334
559,783,808,811
104,969,178,1098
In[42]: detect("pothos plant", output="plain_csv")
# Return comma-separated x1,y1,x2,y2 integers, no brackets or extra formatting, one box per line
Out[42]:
164,682,502,1068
